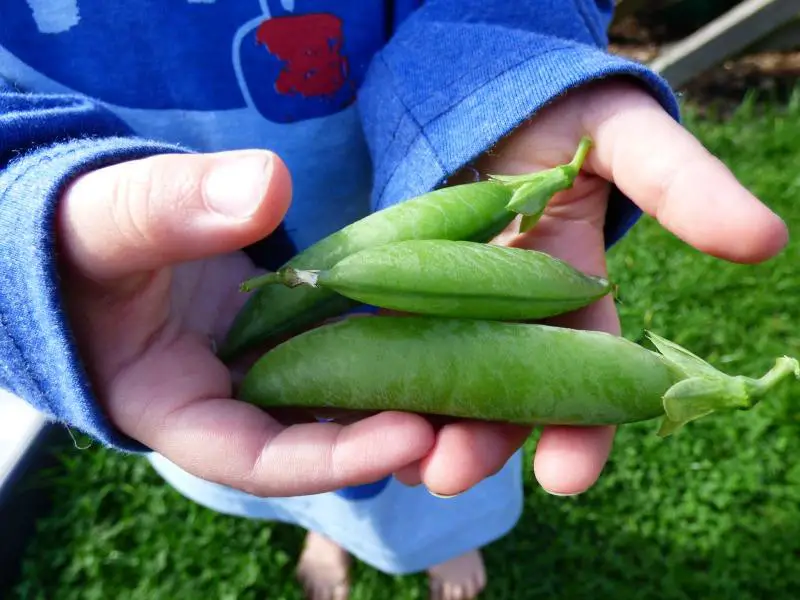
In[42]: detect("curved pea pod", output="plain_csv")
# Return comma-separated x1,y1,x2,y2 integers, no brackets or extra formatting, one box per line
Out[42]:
242,240,613,321
218,138,595,361
218,181,515,360
238,316,799,435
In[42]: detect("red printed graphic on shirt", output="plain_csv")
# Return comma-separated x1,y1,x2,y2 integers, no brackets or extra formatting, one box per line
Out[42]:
256,13,348,98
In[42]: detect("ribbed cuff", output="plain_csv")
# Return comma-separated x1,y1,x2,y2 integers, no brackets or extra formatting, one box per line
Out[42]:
361,42,680,247
0,136,188,451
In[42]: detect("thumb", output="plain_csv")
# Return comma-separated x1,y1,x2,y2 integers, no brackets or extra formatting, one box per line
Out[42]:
58,150,291,281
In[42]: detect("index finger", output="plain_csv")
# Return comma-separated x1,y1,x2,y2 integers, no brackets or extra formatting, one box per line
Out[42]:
582,81,788,264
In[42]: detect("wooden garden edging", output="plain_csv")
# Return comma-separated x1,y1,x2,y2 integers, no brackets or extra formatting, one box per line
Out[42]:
615,0,800,88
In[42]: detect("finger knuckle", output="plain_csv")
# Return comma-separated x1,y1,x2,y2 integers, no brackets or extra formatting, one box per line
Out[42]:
108,158,199,248
652,159,691,224
108,161,157,248
239,432,276,497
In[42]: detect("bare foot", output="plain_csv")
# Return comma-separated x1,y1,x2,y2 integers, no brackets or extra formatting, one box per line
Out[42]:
428,549,487,600
296,531,351,600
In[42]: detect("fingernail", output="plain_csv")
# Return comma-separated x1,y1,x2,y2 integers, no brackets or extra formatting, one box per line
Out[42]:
428,489,461,499
546,490,579,497
204,152,273,219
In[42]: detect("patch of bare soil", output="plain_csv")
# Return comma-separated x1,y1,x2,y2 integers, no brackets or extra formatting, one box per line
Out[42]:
608,12,800,116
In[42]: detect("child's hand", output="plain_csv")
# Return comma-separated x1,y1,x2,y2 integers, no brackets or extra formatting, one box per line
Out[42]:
413,79,786,497
57,150,439,497
55,77,787,501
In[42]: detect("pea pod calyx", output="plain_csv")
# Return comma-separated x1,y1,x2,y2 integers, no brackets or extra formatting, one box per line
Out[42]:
648,332,800,436
490,136,593,233
241,269,321,292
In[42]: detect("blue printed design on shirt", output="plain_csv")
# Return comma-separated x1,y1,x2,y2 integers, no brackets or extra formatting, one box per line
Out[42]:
0,0,385,122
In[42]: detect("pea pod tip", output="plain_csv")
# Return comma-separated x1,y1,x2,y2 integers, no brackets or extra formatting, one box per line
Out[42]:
654,346,800,438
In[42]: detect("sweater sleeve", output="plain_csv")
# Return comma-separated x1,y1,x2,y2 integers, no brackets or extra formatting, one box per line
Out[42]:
357,0,681,247
0,80,187,451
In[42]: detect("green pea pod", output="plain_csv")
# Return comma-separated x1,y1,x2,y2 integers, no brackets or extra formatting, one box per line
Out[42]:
218,181,515,361
239,317,799,434
219,139,594,360
241,240,612,321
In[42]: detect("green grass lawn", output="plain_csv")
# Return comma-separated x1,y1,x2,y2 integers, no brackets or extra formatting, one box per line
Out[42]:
11,92,800,600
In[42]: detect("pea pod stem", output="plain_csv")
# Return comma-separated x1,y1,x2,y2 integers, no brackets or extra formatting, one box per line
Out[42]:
567,135,593,173
648,332,800,435
750,356,800,394
489,136,593,233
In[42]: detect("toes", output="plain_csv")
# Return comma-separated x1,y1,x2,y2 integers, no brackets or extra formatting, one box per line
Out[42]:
445,581,466,600
331,581,348,600
297,571,349,600
429,574,486,600
427,549,487,600
475,566,487,593
430,576,443,600
298,575,349,600
295,535,351,600
430,579,479,600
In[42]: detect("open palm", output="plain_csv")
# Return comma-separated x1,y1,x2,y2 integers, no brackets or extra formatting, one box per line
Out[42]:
465,80,787,494
58,151,440,497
